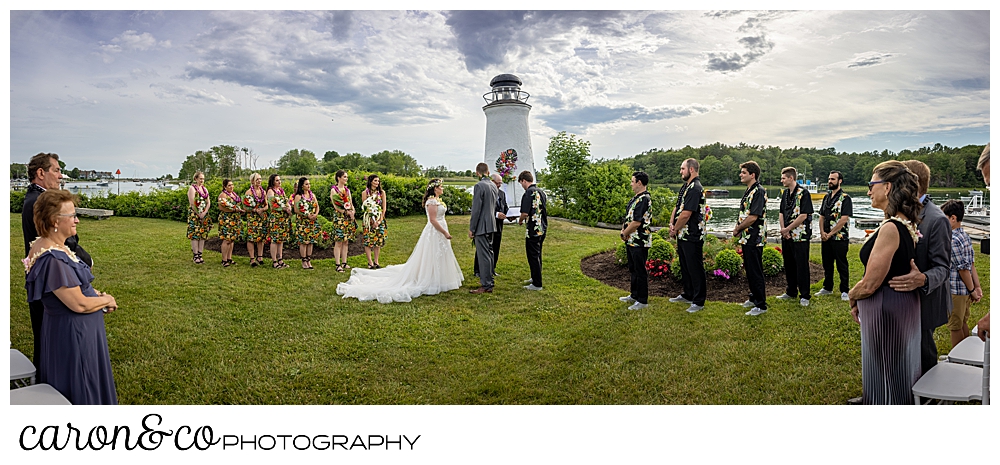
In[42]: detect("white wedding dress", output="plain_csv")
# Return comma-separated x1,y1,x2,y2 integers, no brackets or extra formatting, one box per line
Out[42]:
337,198,464,303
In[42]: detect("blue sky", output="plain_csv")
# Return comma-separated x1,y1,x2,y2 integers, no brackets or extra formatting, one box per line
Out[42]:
8,9,990,177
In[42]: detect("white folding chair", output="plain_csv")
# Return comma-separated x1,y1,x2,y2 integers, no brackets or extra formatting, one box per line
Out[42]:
913,336,989,405
10,349,36,388
947,337,985,366
9,383,71,405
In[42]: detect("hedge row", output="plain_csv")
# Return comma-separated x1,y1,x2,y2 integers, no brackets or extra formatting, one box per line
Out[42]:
9,172,473,224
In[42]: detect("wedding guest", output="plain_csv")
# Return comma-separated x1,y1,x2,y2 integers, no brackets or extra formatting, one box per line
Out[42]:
361,174,388,269
620,171,652,310
186,171,212,264
848,160,923,404
941,199,982,348
517,171,546,291
21,152,92,365
976,143,989,341
734,161,768,316
330,170,358,273
244,173,268,267
294,177,320,270
25,189,119,404
816,170,853,301
668,158,706,313
776,167,814,307
266,173,292,269
475,174,508,278
217,179,244,267
890,160,951,374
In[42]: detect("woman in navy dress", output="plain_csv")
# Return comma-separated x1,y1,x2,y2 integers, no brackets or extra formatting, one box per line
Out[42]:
848,160,923,405
24,190,119,405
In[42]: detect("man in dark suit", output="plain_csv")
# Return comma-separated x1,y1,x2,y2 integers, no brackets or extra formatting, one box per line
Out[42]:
474,174,508,278
21,152,93,364
468,162,499,294
890,160,952,374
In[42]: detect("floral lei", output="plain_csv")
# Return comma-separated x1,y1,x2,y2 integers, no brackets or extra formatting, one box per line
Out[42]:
251,185,265,204
223,190,240,204
194,184,208,199
864,216,921,246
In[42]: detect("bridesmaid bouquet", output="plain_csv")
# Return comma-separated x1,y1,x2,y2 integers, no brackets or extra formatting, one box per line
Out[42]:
362,195,382,229
271,195,290,214
339,190,353,211
299,198,313,215
243,193,258,210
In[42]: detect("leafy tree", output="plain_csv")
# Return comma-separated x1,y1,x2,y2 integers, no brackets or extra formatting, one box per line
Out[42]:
69,167,80,179
277,149,318,176
370,150,421,177
10,163,27,179
545,131,591,204
569,160,634,224
323,150,340,161
178,150,216,180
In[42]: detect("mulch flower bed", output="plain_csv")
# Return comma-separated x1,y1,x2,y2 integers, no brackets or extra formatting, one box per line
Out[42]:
580,250,826,304
204,238,365,260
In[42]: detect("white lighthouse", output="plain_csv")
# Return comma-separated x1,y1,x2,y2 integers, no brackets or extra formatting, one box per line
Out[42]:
483,73,535,215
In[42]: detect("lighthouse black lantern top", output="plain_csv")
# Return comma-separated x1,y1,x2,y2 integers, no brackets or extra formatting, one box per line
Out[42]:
483,73,530,105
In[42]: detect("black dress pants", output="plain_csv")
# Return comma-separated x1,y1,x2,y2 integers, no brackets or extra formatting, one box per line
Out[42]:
678,239,706,305
743,244,767,310
28,299,44,364
526,235,544,287
920,328,938,375
821,239,850,293
626,245,649,304
781,239,811,300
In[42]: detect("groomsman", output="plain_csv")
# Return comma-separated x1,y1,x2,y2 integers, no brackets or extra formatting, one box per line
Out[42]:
474,174,508,278
620,171,652,310
517,171,547,291
668,158,707,313
816,170,852,301
733,161,767,316
775,167,814,307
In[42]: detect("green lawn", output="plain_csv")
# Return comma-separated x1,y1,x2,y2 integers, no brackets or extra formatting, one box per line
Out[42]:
8,213,989,404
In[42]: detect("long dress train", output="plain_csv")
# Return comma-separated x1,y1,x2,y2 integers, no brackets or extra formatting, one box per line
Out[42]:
337,198,463,303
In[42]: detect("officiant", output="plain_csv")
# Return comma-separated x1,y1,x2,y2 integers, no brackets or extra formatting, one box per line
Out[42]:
474,174,508,278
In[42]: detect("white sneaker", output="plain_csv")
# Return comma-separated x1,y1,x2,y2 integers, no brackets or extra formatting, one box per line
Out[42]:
776,293,794,300
800,298,810,307
669,295,693,304
814,288,833,296
741,300,755,308
841,292,850,301
524,285,543,291
745,307,767,316
523,279,534,284
627,302,649,311
686,304,704,313
619,295,636,304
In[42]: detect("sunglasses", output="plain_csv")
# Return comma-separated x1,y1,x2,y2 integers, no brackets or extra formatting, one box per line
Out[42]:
867,180,888,191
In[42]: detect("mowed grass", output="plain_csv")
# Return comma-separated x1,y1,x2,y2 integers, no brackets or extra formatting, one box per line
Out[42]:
8,213,989,404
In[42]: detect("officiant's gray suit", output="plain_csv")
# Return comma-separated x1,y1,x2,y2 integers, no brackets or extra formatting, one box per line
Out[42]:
469,177,499,290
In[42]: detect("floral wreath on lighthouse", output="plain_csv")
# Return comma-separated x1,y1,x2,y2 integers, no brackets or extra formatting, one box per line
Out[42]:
495,148,518,183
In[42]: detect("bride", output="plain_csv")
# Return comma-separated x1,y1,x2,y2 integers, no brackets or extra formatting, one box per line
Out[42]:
337,179,464,303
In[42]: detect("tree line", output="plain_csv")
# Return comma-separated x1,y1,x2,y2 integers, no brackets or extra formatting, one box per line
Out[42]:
625,141,987,188
176,146,424,181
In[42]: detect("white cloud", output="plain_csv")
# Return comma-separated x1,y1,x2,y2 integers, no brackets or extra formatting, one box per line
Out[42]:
98,30,171,63
149,82,235,106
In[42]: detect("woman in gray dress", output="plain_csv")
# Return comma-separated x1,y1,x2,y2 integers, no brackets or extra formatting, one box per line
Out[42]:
848,160,923,405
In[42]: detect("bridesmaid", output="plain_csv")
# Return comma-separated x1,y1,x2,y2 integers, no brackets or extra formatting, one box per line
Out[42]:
329,170,358,273
293,177,320,270
186,171,212,264
217,179,244,267
361,174,388,269
266,174,293,269
244,173,268,267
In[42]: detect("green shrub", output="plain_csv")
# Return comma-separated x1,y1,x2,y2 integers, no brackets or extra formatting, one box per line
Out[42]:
614,242,628,267
648,238,675,263
705,233,719,244
440,185,472,214
670,258,683,280
647,186,677,227
655,227,671,241
714,249,743,278
762,247,784,277
10,190,26,213
547,201,568,219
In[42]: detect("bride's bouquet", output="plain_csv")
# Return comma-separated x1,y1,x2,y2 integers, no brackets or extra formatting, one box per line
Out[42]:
362,195,382,229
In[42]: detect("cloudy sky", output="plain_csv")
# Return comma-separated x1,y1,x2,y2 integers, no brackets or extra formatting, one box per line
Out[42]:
8,9,990,178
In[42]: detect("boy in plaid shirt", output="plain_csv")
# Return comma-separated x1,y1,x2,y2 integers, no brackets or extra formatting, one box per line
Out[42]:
941,200,983,348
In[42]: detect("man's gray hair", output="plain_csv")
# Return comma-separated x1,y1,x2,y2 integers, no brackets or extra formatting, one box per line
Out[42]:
490,173,502,183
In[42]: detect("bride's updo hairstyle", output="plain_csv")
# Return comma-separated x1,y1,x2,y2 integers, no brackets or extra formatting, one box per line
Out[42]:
423,178,443,205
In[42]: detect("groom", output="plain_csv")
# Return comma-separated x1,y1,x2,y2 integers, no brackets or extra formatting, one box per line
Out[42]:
469,162,499,294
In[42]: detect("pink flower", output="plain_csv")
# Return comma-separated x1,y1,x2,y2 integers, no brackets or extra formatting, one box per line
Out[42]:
21,256,30,272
